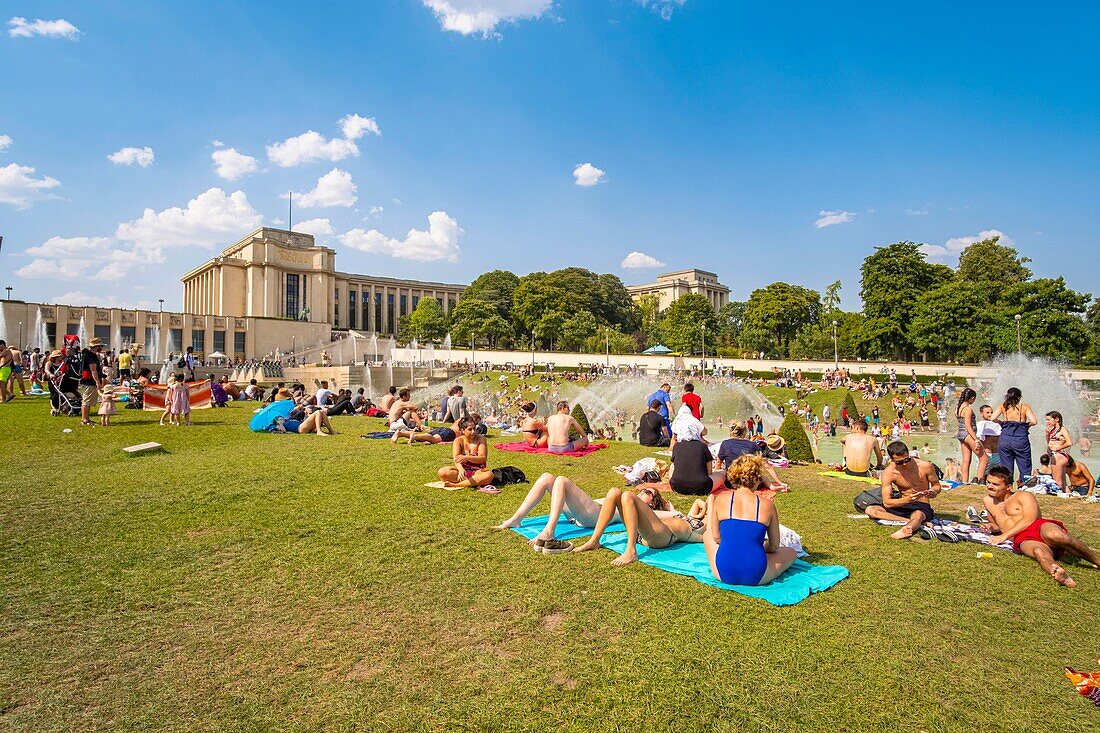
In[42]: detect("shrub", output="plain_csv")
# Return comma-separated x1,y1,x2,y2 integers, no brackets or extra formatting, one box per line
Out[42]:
843,391,861,423
571,404,592,437
778,412,815,462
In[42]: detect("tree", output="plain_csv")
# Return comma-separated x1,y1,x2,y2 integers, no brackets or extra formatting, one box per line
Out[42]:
842,391,861,423
533,310,567,350
778,412,814,462
477,314,513,348
657,294,719,354
583,328,636,355
637,294,663,344
992,278,1091,360
909,281,998,362
404,298,449,342
822,280,842,315
860,242,954,359
957,237,1032,287
741,282,821,357
512,268,638,339
463,270,521,323
559,310,600,352
716,301,747,348
571,404,592,437
449,298,498,346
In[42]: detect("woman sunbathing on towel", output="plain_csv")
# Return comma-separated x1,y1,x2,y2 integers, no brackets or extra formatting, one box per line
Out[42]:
519,402,548,449
493,473,618,553
703,454,797,586
572,487,706,566
438,417,494,489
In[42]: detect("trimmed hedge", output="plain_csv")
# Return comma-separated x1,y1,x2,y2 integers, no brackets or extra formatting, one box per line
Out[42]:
778,412,815,462
842,391,861,424
571,404,592,437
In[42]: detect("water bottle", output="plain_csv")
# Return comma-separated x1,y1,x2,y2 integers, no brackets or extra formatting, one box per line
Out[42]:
976,552,993,559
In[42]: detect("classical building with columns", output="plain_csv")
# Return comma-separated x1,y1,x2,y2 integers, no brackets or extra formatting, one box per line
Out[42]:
626,269,730,312
181,227,465,335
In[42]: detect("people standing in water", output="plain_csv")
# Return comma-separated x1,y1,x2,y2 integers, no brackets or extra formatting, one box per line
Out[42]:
1045,411,1074,492
955,388,984,484
992,387,1037,484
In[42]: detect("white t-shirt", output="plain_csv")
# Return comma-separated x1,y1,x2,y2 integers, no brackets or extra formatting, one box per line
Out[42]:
315,388,333,406
976,420,1002,438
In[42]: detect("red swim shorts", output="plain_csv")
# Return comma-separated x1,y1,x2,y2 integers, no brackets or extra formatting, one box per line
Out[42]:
1012,518,1067,556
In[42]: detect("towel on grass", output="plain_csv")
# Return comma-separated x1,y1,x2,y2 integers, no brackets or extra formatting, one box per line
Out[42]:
494,441,608,457
819,470,879,485
508,514,625,541
361,431,394,439
597,535,849,606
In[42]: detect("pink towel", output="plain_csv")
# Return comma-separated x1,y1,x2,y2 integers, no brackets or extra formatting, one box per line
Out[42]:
493,441,609,457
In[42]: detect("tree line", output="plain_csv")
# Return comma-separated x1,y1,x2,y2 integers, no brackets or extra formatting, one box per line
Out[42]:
397,237,1100,365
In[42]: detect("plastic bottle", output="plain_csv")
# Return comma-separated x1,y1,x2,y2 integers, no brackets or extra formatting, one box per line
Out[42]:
976,552,993,559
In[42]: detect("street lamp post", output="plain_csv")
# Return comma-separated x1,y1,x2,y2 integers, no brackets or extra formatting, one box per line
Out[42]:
1015,314,1022,353
832,320,839,370
158,298,164,313
701,323,706,371
605,328,610,368
4,286,11,300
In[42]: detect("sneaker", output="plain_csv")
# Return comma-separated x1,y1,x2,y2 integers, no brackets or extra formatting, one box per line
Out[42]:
979,509,989,522
540,538,574,555
965,506,982,524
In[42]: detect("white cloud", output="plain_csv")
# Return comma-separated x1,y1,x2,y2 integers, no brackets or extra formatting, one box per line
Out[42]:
16,236,161,282
919,229,1014,262
814,209,856,228
422,0,552,37
115,187,262,251
288,168,357,208
7,17,80,39
368,205,384,218
621,251,666,269
211,147,259,180
573,162,605,187
0,162,61,209
0,135,11,152
50,291,160,310
637,1,686,20
340,113,381,140
211,139,224,148
108,146,155,167
339,211,462,262
293,218,334,237
905,208,929,216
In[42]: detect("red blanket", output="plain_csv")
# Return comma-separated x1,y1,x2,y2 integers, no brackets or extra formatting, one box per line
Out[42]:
494,441,608,457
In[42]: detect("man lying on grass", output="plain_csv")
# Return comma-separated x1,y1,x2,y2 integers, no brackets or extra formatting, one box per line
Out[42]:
865,441,941,540
981,465,1100,588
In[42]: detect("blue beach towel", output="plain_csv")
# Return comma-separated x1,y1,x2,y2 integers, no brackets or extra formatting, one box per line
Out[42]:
509,514,626,542
597,535,849,606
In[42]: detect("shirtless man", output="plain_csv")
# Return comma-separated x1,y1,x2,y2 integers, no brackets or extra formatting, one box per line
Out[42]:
1037,453,1096,496
0,340,12,403
982,465,1100,587
1079,435,1092,459
546,400,590,454
841,418,882,477
380,386,398,413
387,388,423,431
866,441,941,539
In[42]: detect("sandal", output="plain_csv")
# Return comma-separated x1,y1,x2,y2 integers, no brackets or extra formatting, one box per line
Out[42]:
477,486,501,494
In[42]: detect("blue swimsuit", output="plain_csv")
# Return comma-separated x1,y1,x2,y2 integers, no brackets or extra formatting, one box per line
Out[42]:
714,493,767,586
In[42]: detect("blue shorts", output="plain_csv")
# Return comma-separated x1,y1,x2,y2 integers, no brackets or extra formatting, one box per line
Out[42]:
548,442,576,454
430,427,457,442
284,419,302,433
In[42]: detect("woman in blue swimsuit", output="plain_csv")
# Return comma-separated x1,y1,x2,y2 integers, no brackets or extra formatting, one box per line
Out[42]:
704,454,797,586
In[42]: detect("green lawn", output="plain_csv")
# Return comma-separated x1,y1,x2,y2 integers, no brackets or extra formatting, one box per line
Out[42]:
3,395,1099,732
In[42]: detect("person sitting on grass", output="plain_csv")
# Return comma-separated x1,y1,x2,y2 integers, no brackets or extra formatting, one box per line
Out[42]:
546,400,589,454
981,465,1100,587
391,416,460,445
492,473,621,554
438,417,495,490
519,401,549,449
209,374,230,407
841,417,882,477
703,454,798,586
1036,453,1095,497
387,388,423,432
275,409,337,436
669,410,725,496
866,441,941,540
572,486,706,566
638,399,671,447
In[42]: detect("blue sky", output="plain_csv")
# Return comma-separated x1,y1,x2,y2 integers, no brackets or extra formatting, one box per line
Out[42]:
2,1,1098,311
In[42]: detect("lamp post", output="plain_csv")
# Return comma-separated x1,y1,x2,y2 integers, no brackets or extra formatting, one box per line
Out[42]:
605,328,610,368
1015,314,1022,353
700,323,706,370
18,322,24,347
832,320,839,370
4,286,11,300
158,298,164,313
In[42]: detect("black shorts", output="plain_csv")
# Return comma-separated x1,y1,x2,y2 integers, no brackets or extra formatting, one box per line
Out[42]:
885,502,934,523
844,467,871,477
430,427,457,442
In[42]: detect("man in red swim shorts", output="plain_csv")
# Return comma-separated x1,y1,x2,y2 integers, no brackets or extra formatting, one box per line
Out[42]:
982,465,1100,587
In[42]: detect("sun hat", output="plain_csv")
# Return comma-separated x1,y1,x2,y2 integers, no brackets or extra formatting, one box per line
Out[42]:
765,434,786,451
88,337,105,348
48,350,63,359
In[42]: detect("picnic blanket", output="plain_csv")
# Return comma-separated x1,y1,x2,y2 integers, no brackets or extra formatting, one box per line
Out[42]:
819,470,879,485
597,536,849,606
494,441,608,457
508,514,626,541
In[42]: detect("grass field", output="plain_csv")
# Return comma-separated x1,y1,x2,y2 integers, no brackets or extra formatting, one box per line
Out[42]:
3,392,1100,732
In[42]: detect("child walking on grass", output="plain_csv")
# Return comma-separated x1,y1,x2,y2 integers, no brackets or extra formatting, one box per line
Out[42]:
172,372,192,427
98,384,117,426
160,375,179,426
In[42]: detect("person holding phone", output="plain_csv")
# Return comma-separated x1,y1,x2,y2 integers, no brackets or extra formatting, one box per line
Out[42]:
865,441,942,539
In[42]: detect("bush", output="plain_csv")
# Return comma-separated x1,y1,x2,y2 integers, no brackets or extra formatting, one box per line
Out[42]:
571,404,592,437
778,412,815,462
842,391,861,424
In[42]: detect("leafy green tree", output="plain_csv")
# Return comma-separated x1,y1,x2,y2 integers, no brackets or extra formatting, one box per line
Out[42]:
716,301,747,348
404,297,449,342
957,237,1032,287
463,270,521,323
778,412,814,462
992,278,1091,360
657,293,719,354
449,298,498,346
741,282,821,357
512,268,637,338
909,281,998,362
533,310,567,350
637,293,663,344
822,280,843,315
860,242,953,359
788,324,834,360
583,328,636,355
571,404,592,437
559,310,600,351
478,314,514,348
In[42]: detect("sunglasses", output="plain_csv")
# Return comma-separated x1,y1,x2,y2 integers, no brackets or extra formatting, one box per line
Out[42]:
894,456,913,466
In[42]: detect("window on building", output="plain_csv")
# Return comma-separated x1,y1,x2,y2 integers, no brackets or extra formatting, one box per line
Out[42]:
436,297,443,308
375,293,382,332
170,329,183,353
192,330,205,354
94,325,111,349
67,322,80,336
448,298,456,313
286,274,300,318
213,331,226,354
399,294,408,318
412,295,419,310
334,302,340,328
234,331,246,357
145,326,157,347
362,293,370,332
46,322,58,347
387,293,395,333
348,290,357,330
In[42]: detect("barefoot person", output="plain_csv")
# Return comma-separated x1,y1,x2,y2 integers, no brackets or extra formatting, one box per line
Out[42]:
955,388,984,483
841,417,882,477
519,401,549,449
546,401,589,454
1045,411,1074,492
387,388,423,433
992,387,1037,484
867,441,941,539
492,473,620,553
438,417,494,489
982,465,1100,587
573,486,706,566
703,455,797,586
276,409,337,435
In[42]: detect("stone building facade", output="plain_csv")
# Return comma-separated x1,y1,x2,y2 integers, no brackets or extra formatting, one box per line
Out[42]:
626,269,731,312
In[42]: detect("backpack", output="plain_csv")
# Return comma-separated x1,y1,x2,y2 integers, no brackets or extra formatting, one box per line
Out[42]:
177,357,187,368
490,466,527,487
853,487,883,512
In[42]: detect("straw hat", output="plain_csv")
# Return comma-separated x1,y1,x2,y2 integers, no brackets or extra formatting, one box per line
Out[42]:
88,337,104,348
48,350,63,359
765,434,786,451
